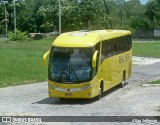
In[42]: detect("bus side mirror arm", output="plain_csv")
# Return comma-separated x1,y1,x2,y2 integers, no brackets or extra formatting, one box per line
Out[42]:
42,50,50,65
92,50,98,68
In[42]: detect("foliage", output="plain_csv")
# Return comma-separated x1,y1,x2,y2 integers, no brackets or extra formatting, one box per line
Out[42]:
144,0,160,28
129,17,150,29
15,0,109,32
61,0,109,31
8,30,27,41
1,0,160,33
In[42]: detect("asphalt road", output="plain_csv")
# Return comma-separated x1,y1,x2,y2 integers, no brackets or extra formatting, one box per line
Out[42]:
0,62,160,125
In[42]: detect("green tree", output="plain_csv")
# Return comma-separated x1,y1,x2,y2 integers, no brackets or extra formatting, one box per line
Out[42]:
144,0,157,28
3,0,157,33
16,0,110,32
129,17,150,29
123,0,148,29
61,0,109,31
17,0,58,32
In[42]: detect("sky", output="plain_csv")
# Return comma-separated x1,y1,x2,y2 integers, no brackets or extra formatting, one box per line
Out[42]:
140,0,148,4
125,0,149,4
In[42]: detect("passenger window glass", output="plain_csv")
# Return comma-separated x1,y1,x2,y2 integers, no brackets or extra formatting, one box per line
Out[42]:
101,35,131,63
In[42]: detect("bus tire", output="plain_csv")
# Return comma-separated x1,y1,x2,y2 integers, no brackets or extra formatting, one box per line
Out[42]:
120,72,125,88
96,83,103,100
59,98,65,100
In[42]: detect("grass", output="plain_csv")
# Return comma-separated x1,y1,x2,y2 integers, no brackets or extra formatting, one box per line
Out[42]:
133,41,160,58
148,80,160,84
0,38,160,87
133,40,160,85
0,37,54,87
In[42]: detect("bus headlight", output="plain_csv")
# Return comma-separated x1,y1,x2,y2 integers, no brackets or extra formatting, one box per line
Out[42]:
48,84,56,89
81,85,92,90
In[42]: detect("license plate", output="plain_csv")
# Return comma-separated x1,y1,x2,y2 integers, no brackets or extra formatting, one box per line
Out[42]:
65,93,72,96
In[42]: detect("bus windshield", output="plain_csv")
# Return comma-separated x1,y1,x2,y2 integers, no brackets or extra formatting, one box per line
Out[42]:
49,47,93,83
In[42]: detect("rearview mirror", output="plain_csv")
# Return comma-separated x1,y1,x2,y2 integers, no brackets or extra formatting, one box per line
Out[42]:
42,50,50,65
92,50,98,67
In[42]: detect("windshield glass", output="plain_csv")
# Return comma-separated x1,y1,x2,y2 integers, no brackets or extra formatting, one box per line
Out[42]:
48,47,93,83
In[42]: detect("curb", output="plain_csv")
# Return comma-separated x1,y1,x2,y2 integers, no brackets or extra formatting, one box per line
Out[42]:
142,84,160,87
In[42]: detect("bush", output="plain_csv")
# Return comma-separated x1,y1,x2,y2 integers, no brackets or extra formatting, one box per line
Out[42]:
8,30,28,41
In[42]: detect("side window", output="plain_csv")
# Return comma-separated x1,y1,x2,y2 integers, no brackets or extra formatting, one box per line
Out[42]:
123,35,132,51
101,42,105,62
112,41,118,54
124,37,128,51
101,40,112,63
101,35,132,63
127,35,132,51
119,38,124,53
114,35,132,53
110,38,120,56
106,41,112,57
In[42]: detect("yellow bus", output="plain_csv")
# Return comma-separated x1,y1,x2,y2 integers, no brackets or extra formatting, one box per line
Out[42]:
43,30,132,100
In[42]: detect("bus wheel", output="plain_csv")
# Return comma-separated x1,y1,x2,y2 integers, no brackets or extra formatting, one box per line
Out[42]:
59,98,65,100
120,72,125,88
96,84,103,100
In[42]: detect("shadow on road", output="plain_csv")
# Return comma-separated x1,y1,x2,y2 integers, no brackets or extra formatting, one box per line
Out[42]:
32,97,59,105
32,83,128,105
32,97,95,105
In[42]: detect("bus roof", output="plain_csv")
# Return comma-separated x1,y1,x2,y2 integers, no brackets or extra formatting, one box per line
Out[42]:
52,30,131,47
